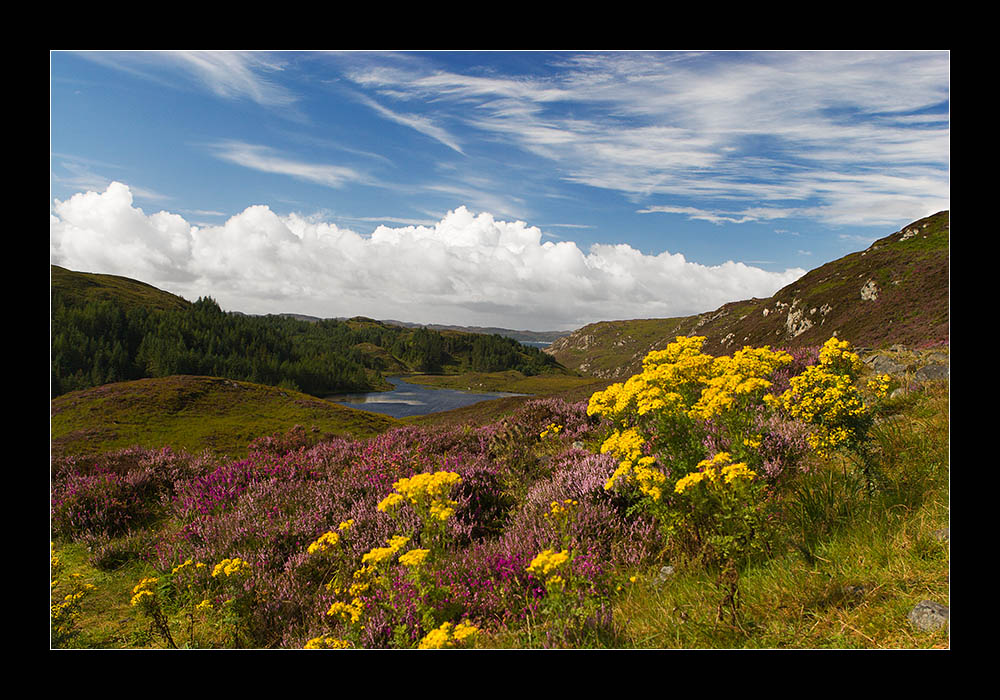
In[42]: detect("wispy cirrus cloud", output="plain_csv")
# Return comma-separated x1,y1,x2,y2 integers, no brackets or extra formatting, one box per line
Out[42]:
50,153,172,203
635,205,787,225
69,50,948,230
166,51,297,107
207,140,374,189
334,51,949,226
73,50,300,110
352,92,466,155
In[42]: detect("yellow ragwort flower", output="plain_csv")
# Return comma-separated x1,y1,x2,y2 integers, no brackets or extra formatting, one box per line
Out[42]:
398,548,431,568
378,471,462,522
361,535,411,566
376,492,405,513
452,620,479,644
307,531,341,555
326,599,364,624
675,452,755,494
526,548,570,577
418,622,453,649
304,635,352,649
674,471,707,494
211,557,250,578
540,423,563,438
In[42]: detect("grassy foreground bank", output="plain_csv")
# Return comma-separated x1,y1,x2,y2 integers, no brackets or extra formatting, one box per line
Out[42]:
50,342,948,649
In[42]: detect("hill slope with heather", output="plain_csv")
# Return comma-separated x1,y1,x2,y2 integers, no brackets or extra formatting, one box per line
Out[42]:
51,265,192,313
50,374,400,459
546,211,949,379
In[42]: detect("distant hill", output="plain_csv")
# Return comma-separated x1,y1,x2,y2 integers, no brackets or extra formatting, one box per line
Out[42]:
51,265,191,313
546,211,949,379
377,320,571,344
277,313,571,345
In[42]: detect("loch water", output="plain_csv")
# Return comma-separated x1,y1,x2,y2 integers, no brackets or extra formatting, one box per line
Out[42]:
325,376,527,418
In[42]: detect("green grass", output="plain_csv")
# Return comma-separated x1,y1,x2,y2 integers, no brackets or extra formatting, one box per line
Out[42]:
620,493,948,649
51,539,238,649
51,540,160,648
50,374,400,459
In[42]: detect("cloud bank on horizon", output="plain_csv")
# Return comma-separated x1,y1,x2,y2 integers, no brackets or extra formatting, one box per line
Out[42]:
50,50,948,331
50,182,806,330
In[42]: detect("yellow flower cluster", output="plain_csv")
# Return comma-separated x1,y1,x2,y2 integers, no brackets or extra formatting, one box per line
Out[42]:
773,340,869,456
361,535,411,567
326,598,364,624
598,425,662,499
689,346,792,420
866,373,892,399
452,620,479,645
590,336,792,427
527,548,570,577
540,423,563,438
377,471,463,522
417,620,479,649
640,335,718,388
588,336,714,423
818,336,864,376
52,589,89,619
211,557,250,578
590,337,791,500
326,563,374,599
304,635,352,649
546,499,577,520
130,577,159,607
398,548,431,568
673,452,757,494
599,426,645,462
805,426,854,455
51,566,96,629
605,455,666,500
170,558,207,575
308,531,340,555
377,493,404,512
323,558,383,630
307,522,353,556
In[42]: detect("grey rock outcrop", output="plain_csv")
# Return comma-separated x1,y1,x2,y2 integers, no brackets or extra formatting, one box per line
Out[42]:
913,363,949,383
907,600,949,632
865,355,907,375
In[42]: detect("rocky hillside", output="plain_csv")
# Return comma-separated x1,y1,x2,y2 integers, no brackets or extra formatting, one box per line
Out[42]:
546,211,949,379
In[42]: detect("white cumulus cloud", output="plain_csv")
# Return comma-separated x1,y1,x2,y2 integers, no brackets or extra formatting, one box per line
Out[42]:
50,182,806,331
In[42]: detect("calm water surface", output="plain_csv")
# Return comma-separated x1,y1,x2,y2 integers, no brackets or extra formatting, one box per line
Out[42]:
326,376,527,418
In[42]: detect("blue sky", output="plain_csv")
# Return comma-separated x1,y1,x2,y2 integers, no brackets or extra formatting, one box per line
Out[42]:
50,50,949,331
